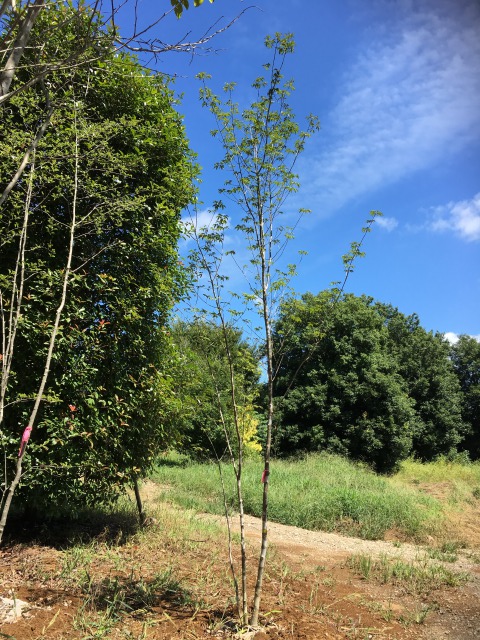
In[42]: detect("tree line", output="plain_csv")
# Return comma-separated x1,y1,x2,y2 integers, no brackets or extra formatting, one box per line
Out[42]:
270,292,479,472
171,295,479,474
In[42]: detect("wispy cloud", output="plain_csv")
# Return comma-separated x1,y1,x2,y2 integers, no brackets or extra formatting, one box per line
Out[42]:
181,209,235,253
300,0,480,215
428,193,480,242
375,216,398,232
180,208,250,288
181,208,229,235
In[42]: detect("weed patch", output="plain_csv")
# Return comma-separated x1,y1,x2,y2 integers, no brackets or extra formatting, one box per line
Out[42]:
347,553,469,596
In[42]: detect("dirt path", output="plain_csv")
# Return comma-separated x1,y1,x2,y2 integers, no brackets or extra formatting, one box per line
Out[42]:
226,513,478,573
142,481,477,572
197,505,480,640
1,481,479,639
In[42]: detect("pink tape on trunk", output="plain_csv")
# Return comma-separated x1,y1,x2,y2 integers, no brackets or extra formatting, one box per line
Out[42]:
18,425,32,457
261,469,268,483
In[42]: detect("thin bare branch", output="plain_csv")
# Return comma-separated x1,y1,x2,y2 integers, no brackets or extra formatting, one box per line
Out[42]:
0,104,53,207
0,0,44,97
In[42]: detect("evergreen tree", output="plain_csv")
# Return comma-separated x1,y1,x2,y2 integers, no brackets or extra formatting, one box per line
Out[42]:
0,4,196,516
273,293,415,472
375,304,466,460
272,292,466,471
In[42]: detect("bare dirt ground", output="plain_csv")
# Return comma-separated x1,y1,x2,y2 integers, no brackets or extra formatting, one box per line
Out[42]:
1,481,479,639
230,512,480,639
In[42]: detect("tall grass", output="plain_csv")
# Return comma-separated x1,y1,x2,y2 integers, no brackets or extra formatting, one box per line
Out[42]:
395,457,480,510
397,457,480,484
152,453,444,541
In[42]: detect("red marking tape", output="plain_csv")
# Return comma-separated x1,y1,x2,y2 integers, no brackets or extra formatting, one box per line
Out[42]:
18,425,32,457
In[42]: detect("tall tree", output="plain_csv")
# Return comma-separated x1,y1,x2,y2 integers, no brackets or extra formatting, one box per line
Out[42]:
0,3,196,535
451,335,480,460
0,0,234,249
272,293,415,473
272,293,467,470
375,303,466,460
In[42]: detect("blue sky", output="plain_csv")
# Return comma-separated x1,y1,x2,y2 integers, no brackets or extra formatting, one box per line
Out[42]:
119,0,479,340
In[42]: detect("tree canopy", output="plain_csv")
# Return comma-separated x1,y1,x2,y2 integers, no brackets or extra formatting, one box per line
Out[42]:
451,335,480,460
170,319,261,460
271,292,466,472
374,303,466,461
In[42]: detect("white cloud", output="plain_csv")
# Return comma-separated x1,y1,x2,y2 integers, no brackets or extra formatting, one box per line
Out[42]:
180,209,235,253
180,208,249,287
375,216,398,232
299,1,480,216
429,193,480,242
444,332,480,344
444,332,459,344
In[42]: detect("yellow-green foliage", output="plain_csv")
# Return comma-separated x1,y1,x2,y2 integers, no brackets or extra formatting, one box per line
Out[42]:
238,403,262,454
397,457,480,485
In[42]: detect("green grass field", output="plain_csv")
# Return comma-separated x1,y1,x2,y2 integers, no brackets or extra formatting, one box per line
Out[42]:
150,453,477,541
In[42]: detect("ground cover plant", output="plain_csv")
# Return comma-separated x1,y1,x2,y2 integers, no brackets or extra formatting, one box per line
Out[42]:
153,452,446,541
392,457,480,547
347,553,468,595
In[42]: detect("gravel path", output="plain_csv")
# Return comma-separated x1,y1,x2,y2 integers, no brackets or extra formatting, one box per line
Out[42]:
199,511,478,575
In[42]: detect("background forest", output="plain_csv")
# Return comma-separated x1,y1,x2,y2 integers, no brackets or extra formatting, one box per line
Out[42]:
174,295,479,475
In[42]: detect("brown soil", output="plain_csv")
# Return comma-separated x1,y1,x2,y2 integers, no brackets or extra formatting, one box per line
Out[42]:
1,482,479,639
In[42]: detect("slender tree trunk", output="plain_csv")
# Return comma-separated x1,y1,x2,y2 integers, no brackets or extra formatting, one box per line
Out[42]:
251,333,273,626
251,217,274,628
0,105,53,208
0,153,33,426
0,0,45,98
0,147,35,518
202,246,250,626
0,0,12,21
132,476,146,526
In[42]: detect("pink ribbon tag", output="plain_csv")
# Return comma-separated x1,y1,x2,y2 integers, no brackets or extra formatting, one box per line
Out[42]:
18,425,32,457
261,469,268,483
